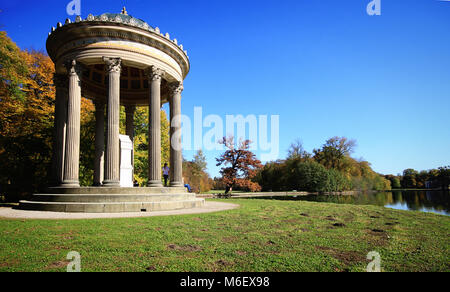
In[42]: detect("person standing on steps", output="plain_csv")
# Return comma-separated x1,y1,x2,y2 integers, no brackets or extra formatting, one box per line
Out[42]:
163,163,170,187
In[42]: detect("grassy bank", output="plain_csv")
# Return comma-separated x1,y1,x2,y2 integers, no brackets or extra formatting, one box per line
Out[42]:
0,199,449,272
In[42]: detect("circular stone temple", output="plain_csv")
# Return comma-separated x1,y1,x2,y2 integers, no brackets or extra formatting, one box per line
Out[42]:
19,8,204,213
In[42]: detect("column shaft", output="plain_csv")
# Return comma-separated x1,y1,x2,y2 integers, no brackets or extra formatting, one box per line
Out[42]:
93,101,105,186
169,82,184,187
146,66,164,187
102,57,121,187
62,60,81,187
52,74,68,186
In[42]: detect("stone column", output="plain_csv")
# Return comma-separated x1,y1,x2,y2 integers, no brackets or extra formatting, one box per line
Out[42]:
93,100,105,186
102,57,122,187
146,66,164,187
169,82,184,187
52,74,68,186
61,60,82,188
125,105,136,169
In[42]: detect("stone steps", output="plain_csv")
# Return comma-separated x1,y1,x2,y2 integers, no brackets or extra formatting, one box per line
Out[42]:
19,198,205,213
31,193,196,203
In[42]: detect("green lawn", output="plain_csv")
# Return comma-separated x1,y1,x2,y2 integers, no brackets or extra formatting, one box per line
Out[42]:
0,199,449,272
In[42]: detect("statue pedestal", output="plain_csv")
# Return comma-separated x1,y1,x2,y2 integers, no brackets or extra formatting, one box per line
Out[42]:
119,135,133,188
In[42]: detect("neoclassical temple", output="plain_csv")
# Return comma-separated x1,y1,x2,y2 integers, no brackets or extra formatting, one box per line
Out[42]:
19,8,204,213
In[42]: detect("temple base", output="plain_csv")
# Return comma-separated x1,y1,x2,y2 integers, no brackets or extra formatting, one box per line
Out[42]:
18,187,204,213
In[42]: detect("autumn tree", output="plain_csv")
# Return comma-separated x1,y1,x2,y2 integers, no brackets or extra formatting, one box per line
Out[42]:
0,30,98,199
216,137,262,194
182,150,213,193
0,32,57,200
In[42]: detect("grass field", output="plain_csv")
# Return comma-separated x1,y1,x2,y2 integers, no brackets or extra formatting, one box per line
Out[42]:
0,199,449,272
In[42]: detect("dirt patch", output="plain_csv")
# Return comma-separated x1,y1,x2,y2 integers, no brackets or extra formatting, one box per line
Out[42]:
57,232,76,240
46,260,70,270
167,244,202,252
365,229,390,246
325,216,337,222
315,246,366,267
385,222,398,226
235,250,247,256
191,217,202,221
282,219,300,223
371,229,385,233
216,259,233,267
0,259,19,268
222,237,237,243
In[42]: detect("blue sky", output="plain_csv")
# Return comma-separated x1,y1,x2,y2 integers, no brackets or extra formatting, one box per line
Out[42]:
1,0,449,177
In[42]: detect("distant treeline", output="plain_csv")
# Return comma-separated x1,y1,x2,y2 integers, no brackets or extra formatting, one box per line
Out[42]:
251,137,391,193
385,167,450,190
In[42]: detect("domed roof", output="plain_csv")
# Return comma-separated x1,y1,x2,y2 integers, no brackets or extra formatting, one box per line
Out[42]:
86,7,154,30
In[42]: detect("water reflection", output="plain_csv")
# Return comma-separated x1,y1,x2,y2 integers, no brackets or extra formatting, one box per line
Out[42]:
248,190,450,216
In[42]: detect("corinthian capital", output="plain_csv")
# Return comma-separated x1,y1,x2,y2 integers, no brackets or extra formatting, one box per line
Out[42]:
145,66,165,82
169,82,184,95
103,57,122,74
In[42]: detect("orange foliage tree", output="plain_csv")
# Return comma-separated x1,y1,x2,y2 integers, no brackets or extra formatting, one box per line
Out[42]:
216,137,262,194
0,31,94,201
183,150,213,193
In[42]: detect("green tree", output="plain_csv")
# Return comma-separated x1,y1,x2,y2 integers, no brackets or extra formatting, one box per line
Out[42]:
287,139,311,160
313,136,356,171
385,175,401,189
437,166,450,190
402,169,419,189
0,31,27,100
132,107,170,186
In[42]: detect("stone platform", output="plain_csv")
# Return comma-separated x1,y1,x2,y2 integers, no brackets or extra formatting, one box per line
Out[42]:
18,187,205,213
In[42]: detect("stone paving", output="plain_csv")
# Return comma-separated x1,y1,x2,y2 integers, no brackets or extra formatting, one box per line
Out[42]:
0,201,239,220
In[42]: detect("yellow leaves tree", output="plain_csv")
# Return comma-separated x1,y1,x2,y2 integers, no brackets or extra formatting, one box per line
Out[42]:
125,106,170,186
0,31,95,199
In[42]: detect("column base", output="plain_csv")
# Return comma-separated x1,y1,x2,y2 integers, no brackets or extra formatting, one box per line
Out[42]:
60,180,80,188
102,180,120,187
148,180,163,188
170,181,184,187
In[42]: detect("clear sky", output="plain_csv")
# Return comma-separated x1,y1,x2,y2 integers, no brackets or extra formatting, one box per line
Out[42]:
1,0,449,177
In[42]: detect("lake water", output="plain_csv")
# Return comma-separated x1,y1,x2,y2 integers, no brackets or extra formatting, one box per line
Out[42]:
247,190,450,216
